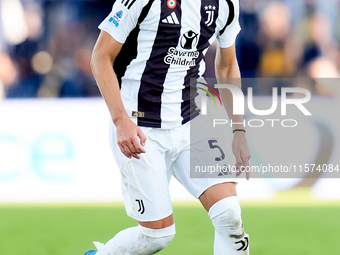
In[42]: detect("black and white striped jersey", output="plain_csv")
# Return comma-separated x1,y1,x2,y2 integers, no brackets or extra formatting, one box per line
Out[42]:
99,0,240,129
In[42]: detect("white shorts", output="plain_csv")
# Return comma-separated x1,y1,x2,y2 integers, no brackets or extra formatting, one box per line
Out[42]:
109,119,236,222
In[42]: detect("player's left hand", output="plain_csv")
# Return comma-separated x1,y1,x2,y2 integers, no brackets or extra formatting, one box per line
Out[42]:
232,131,251,180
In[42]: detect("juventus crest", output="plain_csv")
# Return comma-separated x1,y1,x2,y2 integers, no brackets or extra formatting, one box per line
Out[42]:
204,5,217,26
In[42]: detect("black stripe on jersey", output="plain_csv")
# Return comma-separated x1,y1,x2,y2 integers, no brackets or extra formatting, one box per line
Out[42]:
199,0,219,49
114,0,155,86
122,0,137,9
137,0,183,128
181,0,219,124
219,0,235,35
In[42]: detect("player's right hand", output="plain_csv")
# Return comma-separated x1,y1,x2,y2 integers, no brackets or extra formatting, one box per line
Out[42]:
115,116,146,159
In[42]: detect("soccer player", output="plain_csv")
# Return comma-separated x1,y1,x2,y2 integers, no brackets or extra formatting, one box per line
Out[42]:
88,0,250,254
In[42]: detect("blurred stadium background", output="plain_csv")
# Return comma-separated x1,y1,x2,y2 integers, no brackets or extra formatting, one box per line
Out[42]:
0,0,340,254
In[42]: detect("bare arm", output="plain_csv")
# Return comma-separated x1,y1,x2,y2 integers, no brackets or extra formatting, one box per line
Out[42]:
215,44,250,179
91,31,146,159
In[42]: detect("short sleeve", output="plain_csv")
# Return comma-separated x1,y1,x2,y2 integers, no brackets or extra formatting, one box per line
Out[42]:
98,0,147,44
217,0,241,48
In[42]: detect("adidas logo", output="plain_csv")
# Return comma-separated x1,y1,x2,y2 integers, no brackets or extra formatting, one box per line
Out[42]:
162,12,179,24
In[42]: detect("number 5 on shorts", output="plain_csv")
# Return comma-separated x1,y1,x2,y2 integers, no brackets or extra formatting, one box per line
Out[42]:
208,140,225,161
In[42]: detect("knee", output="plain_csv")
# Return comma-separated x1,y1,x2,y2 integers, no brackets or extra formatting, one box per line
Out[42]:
209,197,244,236
139,224,175,252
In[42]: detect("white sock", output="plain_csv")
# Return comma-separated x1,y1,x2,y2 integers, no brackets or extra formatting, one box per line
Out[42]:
96,224,175,255
209,196,249,255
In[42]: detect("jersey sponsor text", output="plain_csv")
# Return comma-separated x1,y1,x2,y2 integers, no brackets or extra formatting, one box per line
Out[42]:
164,47,199,66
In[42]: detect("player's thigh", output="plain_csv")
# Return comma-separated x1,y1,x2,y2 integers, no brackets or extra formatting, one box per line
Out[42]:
109,121,173,223
138,214,174,229
199,182,236,211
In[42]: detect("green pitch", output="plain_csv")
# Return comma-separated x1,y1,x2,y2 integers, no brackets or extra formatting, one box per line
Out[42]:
1,201,339,254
